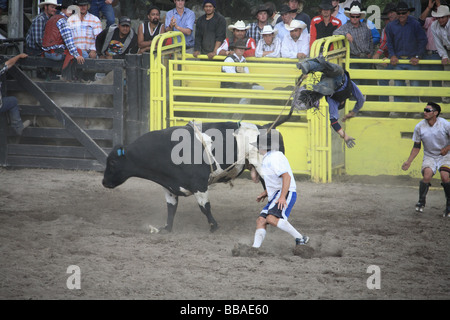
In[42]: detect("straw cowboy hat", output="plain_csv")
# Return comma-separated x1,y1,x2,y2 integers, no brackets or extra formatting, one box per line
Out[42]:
228,20,250,31
260,25,278,35
285,19,307,31
38,0,60,8
432,5,450,17
344,2,366,19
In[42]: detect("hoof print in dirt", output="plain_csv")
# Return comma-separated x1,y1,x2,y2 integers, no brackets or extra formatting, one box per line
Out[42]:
293,245,315,259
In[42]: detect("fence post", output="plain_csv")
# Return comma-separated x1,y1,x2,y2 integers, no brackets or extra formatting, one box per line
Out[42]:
125,54,140,144
0,114,7,166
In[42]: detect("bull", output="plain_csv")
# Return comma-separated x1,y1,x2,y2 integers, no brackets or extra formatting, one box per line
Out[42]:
102,109,293,233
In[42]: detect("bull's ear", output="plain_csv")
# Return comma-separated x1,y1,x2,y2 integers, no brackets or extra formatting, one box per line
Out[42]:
117,147,126,157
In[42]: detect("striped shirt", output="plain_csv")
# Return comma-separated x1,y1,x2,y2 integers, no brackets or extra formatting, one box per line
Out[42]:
68,12,103,51
246,22,267,44
26,12,51,51
42,13,80,57
333,21,373,56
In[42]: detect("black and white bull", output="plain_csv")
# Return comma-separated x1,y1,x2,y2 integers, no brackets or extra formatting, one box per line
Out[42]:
102,111,293,233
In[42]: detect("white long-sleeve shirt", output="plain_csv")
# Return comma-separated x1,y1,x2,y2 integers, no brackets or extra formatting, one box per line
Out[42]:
280,32,310,59
431,19,450,60
255,37,281,58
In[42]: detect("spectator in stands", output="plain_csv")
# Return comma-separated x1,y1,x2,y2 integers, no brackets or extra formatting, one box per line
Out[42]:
310,0,342,48
25,0,59,56
165,0,195,52
332,0,348,24
275,0,311,32
255,25,281,58
0,53,31,135
193,0,226,60
247,4,273,44
338,1,380,45
334,1,373,87
96,16,138,59
42,1,83,63
334,2,373,59
89,0,115,28
372,2,397,102
419,0,445,102
274,4,299,41
385,1,428,102
42,1,84,81
137,6,165,54
431,4,450,103
265,2,279,27
404,0,422,19
217,20,256,58
281,20,310,59
68,0,103,59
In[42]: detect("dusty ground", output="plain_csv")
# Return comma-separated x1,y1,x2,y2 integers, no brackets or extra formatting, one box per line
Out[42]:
0,168,449,300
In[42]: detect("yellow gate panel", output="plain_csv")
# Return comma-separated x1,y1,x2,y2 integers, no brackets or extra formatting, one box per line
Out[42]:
345,118,423,178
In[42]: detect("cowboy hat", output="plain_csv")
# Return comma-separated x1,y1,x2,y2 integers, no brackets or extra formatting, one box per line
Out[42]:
381,2,397,18
252,4,274,18
229,39,251,50
319,0,336,11
285,19,307,31
279,4,297,15
260,25,278,35
38,0,60,8
344,2,366,19
395,1,415,13
432,5,450,17
228,20,250,31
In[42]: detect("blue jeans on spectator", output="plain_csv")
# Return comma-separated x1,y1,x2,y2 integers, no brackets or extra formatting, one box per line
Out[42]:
392,63,420,102
378,63,394,102
0,96,24,134
89,0,115,28
44,51,65,61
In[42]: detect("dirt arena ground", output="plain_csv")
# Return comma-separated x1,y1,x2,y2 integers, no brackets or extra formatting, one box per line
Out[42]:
0,168,449,300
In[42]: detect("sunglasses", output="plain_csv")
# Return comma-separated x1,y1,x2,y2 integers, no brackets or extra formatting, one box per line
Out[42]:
350,15,361,18
397,11,408,15
424,108,435,112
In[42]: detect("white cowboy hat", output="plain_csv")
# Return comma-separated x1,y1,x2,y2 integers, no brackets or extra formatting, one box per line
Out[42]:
260,25,278,35
285,19,307,31
228,20,250,31
38,0,60,8
344,5,367,19
432,5,450,18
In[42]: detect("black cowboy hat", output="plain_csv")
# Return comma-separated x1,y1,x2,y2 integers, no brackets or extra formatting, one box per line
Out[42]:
279,4,297,15
229,39,250,50
252,4,274,18
395,1,415,13
319,0,336,11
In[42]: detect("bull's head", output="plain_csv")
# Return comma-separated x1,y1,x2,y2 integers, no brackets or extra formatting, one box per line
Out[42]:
102,145,129,188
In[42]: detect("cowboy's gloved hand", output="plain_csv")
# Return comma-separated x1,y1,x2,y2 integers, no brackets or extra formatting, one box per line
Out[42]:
345,136,356,148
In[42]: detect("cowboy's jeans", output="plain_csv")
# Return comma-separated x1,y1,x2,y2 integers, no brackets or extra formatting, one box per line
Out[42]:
0,96,24,134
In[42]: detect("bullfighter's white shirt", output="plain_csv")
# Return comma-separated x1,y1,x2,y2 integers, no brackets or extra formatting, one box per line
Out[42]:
261,150,296,200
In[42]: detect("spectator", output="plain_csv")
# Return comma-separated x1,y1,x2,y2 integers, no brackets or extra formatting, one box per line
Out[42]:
193,0,226,60
420,0,445,102
25,0,59,56
275,0,311,32
334,2,373,59
0,0,7,15
281,20,310,59
332,0,348,24
334,1,373,87
89,0,115,28
165,0,195,52
68,0,103,59
96,16,138,59
385,1,428,102
42,1,85,81
310,0,342,48
0,53,31,135
265,2,280,27
404,0,422,19
372,2,398,102
296,56,365,148
274,4,299,41
137,6,165,54
255,25,281,58
217,20,256,58
431,4,450,103
247,4,273,44
401,102,450,216
338,1,380,45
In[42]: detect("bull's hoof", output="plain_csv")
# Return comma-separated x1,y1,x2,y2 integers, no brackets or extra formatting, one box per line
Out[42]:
210,224,219,233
